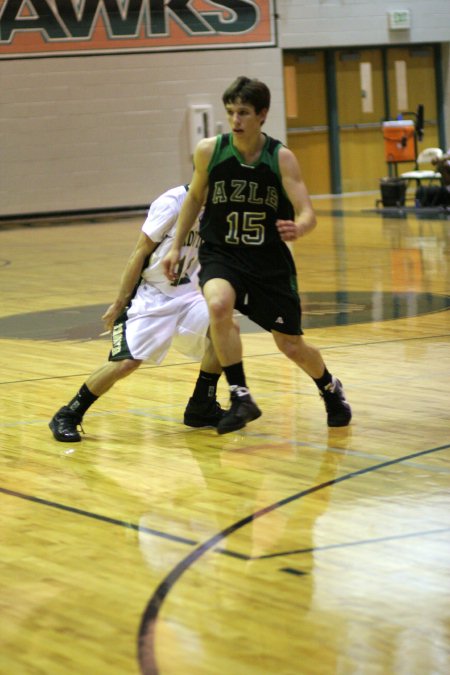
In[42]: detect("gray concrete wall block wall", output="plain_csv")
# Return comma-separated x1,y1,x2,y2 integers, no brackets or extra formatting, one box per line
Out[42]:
278,0,450,48
0,49,283,216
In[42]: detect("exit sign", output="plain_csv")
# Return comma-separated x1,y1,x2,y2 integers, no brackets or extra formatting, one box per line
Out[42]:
388,10,411,30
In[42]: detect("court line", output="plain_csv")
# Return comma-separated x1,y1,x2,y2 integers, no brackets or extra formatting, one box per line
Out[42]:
0,330,449,386
216,525,450,563
137,442,450,675
0,487,198,547
5,477,443,569
258,526,450,560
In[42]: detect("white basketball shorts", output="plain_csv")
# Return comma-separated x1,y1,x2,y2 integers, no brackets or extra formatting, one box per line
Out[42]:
109,283,210,364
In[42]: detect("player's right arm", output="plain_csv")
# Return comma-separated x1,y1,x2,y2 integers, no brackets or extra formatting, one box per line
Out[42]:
276,145,317,242
102,232,157,331
163,137,215,281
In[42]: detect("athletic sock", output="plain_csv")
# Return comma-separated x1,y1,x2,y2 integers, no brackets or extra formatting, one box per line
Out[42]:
313,368,333,392
223,362,247,390
67,383,98,417
191,371,220,402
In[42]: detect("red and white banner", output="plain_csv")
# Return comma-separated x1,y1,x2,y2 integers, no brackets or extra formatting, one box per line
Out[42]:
0,0,276,59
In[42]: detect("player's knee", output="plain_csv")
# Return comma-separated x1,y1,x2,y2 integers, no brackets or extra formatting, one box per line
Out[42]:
207,296,233,323
275,335,305,363
278,340,300,362
117,359,141,377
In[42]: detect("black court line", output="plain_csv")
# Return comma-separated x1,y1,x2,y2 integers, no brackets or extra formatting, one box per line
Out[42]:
137,442,449,675
0,487,198,548
310,207,450,220
1,331,449,387
215,525,450,563
259,526,450,560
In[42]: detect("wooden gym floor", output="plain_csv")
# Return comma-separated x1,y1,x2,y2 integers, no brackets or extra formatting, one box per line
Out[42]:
0,194,449,675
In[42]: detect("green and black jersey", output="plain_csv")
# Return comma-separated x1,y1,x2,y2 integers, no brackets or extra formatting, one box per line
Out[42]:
199,133,294,247
197,133,301,334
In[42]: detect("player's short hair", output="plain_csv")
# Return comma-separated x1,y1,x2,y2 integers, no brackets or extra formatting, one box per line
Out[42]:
222,76,271,114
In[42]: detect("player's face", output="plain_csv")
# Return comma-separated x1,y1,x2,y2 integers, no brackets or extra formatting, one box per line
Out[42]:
225,99,267,139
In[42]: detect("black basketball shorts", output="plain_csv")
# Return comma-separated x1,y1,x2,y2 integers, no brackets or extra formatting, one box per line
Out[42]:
198,243,303,335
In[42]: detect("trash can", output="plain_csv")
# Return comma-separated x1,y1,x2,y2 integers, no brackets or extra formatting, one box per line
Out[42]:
379,177,407,207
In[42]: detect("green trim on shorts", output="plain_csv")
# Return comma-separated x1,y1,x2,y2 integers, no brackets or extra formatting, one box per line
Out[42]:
108,311,133,361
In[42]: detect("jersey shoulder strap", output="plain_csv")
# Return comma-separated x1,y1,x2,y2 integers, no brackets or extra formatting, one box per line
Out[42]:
261,135,285,180
208,133,233,172
266,136,282,156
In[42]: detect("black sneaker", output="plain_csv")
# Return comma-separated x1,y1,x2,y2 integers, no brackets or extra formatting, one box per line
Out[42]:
320,377,352,427
49,406,83,442
183,397,225,428
217,386,262,435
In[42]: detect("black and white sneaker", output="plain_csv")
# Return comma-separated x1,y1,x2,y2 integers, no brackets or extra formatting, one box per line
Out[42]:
320,377,352,427
49,406,83,442
183,397,225,428
217,386,262,435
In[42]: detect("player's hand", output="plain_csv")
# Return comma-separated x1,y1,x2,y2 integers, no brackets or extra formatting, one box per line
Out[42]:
276,219,305,241
163,248,181,281
101,301,123,332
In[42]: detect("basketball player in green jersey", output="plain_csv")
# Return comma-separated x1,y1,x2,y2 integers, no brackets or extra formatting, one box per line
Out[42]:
163,76,352,435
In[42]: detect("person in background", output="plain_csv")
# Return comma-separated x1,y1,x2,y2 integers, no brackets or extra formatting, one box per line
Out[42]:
49,184,225,443
416,151,450,207
433,150,450,187
163,76,352,435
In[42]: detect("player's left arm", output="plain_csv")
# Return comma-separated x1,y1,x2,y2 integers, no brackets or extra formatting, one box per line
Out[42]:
102,232,157,331
276,145,317,242
163,137,213,281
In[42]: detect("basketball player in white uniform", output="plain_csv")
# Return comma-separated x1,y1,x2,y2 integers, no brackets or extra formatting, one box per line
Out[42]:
49,185,224,443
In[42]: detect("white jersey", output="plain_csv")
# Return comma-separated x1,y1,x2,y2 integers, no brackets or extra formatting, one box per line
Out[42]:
141,185,202,298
